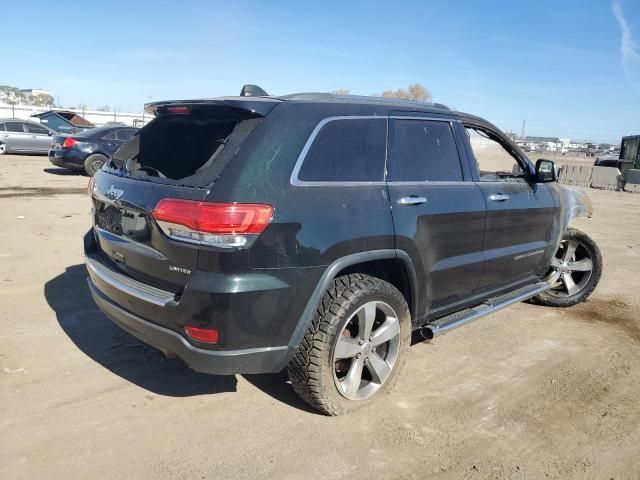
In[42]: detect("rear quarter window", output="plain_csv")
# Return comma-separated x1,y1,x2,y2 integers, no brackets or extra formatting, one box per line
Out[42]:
297,118,386,182
101,131,117,140
116,129,136,141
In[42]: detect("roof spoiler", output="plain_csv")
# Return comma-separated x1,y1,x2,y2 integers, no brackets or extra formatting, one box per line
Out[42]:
144,97,280,117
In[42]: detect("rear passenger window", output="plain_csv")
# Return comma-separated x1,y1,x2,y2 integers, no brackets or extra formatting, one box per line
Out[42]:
5,122,25,133
297,118,386,182
388,119,462,182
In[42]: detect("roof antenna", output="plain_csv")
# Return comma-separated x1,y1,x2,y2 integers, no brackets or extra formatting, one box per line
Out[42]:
240,84,269,97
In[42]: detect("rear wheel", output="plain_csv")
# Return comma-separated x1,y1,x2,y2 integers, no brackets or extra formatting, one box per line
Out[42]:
84,153,108,176
287,274,411,415
532,228,602,307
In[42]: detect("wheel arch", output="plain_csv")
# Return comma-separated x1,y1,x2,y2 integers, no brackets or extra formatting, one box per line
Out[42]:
287,249,418,352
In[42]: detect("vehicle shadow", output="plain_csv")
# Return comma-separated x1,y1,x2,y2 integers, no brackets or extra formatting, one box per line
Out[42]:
242,372,320,414
44,264,319,412
44,167,84,176
44,264,237,397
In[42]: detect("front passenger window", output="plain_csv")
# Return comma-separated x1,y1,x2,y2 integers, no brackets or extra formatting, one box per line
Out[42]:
465,127,526,182
25,123,49,135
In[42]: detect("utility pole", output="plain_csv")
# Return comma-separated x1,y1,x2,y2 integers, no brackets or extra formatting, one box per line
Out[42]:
520,120,526,140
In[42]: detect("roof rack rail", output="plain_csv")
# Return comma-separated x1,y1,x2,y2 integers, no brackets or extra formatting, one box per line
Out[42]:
279,92,450,110
279,92,335,101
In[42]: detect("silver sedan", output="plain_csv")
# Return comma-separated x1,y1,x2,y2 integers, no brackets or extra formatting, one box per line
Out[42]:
0,118,58,155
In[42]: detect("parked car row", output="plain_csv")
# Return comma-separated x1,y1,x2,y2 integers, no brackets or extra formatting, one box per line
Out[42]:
49,126,138,175
0,116,139,176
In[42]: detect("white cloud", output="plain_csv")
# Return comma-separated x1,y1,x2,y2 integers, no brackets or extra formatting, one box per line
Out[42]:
612,0,640,92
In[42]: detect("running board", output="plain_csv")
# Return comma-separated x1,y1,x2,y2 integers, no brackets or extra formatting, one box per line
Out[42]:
420,282,550,339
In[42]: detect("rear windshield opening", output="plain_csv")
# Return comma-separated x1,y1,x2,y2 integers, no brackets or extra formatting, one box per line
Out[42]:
112,106,262,184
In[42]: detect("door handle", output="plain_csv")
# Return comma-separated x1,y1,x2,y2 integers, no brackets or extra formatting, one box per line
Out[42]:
397,196,427,206
488,193,509,202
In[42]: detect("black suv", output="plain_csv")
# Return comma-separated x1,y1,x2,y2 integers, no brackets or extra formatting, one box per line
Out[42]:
85,88,602,415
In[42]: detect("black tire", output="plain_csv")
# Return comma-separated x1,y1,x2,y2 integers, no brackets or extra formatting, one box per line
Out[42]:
287,274,411,416
84,153,108,176
0,142,6,155
532,228,602,307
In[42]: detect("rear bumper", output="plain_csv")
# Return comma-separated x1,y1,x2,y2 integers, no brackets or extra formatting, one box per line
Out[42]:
87,279,290,374
49,148,85,169
83,229,319,374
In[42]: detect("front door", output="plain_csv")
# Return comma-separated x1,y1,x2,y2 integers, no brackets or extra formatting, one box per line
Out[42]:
462,124,556,289
386,116,486,316
24,122,53,152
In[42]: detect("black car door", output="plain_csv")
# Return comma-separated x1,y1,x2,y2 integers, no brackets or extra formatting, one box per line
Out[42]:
386,115,487,317
461,123,556,290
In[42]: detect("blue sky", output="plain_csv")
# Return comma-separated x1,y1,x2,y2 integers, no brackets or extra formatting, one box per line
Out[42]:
4,0,639,142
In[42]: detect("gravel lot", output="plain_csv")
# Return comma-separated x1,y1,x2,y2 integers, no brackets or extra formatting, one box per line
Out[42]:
2,155,640,480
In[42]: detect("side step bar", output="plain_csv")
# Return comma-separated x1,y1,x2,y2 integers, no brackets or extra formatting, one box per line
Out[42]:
420,282,550,339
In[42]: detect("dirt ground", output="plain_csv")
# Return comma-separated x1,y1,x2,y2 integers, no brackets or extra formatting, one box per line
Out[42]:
1,155,640,480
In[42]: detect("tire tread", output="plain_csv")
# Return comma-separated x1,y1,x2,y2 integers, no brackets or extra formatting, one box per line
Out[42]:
287,274,409,416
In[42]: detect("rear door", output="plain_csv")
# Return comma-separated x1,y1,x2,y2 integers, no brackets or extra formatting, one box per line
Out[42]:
24,122,53,152
386,115,486,314
3,121,29,150
462,123,556,289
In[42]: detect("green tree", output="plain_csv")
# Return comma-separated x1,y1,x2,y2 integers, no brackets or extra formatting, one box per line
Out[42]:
0,85,26,105
30,93,55,107
379,83,432,102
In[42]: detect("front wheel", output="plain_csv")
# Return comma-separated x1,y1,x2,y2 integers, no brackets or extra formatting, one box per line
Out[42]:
0,143,7,155
532,228,602,307
288,274,411,415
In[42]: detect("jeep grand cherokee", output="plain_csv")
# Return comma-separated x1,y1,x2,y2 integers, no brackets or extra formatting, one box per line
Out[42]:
85,87,602,415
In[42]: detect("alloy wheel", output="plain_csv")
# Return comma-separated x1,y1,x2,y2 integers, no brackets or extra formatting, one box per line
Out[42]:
544,239,594,297
332,301,401,400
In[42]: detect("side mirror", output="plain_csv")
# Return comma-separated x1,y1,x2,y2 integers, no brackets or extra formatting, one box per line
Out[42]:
535,159,557,183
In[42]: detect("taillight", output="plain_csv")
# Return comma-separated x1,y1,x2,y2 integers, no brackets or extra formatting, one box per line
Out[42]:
62,137,77,149
152,199,273,248
184,325,219,344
